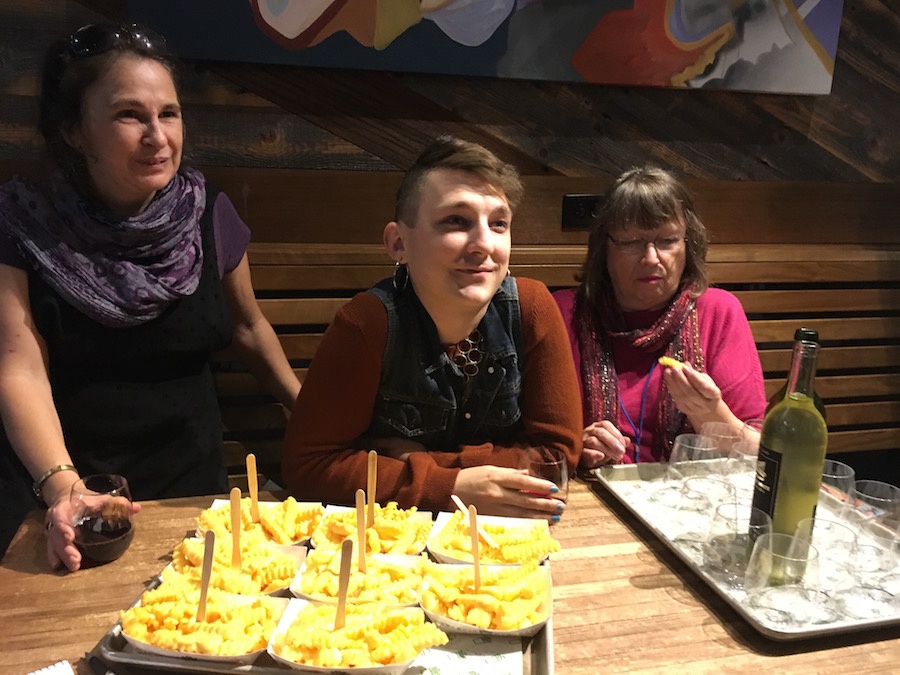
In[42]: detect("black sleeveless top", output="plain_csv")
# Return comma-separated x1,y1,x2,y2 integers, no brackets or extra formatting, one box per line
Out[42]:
0,188,231,551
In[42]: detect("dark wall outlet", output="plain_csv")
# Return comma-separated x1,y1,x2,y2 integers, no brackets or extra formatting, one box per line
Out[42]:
561,194,602,231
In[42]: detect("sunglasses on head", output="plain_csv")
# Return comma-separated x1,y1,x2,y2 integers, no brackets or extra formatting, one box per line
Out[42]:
68,23,168,57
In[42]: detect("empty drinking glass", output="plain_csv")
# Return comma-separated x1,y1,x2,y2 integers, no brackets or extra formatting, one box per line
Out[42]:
844,480,900,524
794,517,857,592
700,422,740,455
703,500,772,588
670,476,737,564
818,460,856,513
724,440,759,499
740,418,764,449
853,517,900,578
650,434,721,508
744,532,841,627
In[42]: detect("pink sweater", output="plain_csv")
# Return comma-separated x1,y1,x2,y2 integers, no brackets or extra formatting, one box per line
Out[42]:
553,287,766,463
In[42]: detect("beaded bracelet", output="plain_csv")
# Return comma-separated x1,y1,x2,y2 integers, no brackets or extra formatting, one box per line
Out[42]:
32,464,78,500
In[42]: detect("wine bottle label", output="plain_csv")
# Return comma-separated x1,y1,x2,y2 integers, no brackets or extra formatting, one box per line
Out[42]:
751,443,781,518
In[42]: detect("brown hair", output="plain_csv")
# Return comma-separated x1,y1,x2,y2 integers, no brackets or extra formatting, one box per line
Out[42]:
579,166,709,310
394,135,524,224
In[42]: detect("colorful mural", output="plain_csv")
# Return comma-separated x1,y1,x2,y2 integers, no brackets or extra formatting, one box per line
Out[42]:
129,0,845,94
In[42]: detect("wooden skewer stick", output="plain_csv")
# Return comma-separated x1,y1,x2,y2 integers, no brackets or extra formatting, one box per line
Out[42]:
247,453,260,523
355,489,367,574
366,450,377,528
468,505,481,589
230,487,242,571
451,494,499,549
334,538,353,631
197,530,215,622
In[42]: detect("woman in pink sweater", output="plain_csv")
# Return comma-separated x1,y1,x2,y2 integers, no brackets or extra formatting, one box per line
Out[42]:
554,166,766,469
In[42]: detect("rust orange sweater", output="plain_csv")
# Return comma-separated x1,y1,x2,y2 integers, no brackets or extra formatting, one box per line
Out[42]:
282,277,582,511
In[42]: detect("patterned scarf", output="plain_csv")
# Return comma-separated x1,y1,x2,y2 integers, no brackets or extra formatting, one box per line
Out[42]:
575,284,704,460
0,167,205,327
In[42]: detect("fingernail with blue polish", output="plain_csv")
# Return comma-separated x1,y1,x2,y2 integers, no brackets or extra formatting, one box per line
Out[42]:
557,503,564,512
549,486,559,494
551,515,561,523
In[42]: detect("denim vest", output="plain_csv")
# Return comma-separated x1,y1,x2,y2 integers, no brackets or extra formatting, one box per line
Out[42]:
366,275,524,452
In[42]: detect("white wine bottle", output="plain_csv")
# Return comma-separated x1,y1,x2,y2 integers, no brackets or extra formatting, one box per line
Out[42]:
765,328,827,420
751,336,828,537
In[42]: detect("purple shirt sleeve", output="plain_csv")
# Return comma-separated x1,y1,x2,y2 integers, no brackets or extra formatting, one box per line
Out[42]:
212,192,251,279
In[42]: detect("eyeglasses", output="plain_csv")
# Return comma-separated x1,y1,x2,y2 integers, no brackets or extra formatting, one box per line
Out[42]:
68,23,168,58
607,234,686,256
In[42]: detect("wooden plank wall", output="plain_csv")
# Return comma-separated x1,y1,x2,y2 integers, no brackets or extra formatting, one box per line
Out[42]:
0,1,898,182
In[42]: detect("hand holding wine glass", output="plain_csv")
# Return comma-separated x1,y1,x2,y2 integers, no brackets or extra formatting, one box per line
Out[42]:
69,474,135,567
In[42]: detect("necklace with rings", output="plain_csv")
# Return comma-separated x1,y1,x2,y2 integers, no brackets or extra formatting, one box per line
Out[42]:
448,329,483,380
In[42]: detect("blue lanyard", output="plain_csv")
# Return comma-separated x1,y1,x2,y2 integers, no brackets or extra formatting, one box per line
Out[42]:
618,360,658,463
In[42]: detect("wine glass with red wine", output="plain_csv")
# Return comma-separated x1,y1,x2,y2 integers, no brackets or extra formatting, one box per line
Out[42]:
70,474,134,566
522,446,569,503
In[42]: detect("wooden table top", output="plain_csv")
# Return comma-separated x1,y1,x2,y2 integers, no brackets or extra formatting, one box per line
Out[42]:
2,479,899,675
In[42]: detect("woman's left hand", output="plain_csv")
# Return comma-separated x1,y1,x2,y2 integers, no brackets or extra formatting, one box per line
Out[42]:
44,496,81,572
581,420,629,468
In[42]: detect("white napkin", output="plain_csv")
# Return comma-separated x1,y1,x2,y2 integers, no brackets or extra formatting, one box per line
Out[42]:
27,661,75,675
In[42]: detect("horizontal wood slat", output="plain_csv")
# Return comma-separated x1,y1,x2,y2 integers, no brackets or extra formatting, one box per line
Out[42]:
827,428,900,454
735,289,900,314
222,402,290,432
198,170,900,246
215,369,307,398
758,345,900,374
224,440,283,470
825,401,900,428
762,374,900,401
749,317,900,344
258,298,350,326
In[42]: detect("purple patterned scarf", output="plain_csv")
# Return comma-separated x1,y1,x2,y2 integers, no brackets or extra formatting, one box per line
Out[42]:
0,167,205,327
575,285,704,460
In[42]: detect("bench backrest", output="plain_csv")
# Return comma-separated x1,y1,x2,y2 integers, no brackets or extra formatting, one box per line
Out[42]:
219,240,900,487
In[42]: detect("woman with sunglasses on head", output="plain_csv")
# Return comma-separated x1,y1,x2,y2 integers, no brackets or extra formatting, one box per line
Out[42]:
554,166,766,470
0,23,300,568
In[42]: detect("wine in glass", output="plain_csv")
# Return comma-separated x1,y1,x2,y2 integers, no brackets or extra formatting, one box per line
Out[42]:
70,473,135,566
522,446,568,502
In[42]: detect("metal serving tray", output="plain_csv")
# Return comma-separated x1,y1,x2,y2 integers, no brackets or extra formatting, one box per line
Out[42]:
96,621,552,675
592,462,900,641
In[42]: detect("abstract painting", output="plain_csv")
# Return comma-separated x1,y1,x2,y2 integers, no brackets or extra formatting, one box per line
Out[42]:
129,0,845,94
